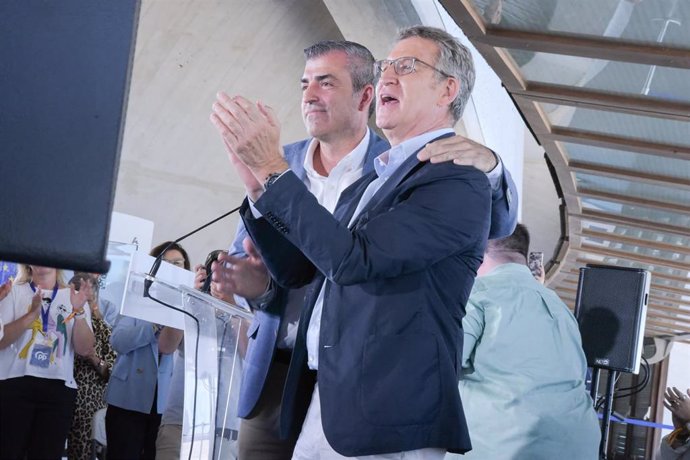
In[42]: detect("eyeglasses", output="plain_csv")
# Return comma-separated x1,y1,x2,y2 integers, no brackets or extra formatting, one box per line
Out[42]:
374,56,452,79
164,258,186,268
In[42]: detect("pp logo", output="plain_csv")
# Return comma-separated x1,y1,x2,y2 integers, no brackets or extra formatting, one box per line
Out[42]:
30,344,52,368
35,351,49,361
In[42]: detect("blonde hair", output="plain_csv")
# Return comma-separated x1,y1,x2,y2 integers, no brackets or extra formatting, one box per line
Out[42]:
15,264,67,288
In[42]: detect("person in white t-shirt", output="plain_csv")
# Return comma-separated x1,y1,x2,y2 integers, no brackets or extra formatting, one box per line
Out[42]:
0,265,94,459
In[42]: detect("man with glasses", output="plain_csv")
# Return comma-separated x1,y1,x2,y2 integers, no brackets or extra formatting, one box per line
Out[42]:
210,32,517,458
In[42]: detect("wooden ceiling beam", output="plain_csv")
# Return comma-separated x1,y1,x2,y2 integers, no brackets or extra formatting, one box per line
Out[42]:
470,27,690,69
576,189,690,215
575,229,690,256
515,82,690,122
546,128,690,162
569,161,690,190
570,210,690,238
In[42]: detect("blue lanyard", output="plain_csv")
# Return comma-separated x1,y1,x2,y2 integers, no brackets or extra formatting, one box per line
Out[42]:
29,281,59,333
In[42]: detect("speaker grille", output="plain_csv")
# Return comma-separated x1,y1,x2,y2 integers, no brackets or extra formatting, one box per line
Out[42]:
575,265,649,373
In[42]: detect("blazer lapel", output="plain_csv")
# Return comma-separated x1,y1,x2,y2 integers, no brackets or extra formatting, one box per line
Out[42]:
332,172,377,225
352,132,455,221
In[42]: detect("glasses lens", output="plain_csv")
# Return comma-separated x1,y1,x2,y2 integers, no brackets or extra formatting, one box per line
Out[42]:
395,58,415,75
165,259,185,267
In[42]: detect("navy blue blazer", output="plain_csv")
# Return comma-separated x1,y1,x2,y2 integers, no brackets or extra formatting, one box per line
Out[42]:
234,131,518,420
241,133,493,455
234,132,389,419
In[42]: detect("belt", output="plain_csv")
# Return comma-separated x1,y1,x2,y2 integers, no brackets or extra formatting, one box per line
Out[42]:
214,427,238,441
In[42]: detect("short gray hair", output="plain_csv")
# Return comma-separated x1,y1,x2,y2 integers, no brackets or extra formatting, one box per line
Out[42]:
304,40,373,87
396,26,475,123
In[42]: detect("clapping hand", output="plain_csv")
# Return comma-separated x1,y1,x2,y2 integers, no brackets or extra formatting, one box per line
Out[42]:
0,280,11,302
664,386,690,427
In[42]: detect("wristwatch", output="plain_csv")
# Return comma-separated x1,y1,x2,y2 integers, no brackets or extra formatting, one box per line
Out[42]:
263,172,283,190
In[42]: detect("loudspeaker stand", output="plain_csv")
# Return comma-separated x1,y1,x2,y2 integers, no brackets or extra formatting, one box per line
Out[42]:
599,369,618,460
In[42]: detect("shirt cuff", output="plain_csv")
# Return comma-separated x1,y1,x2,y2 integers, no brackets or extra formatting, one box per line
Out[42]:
485,152,503,191
248,198,263,218
237,278,276,311
248,169,292,218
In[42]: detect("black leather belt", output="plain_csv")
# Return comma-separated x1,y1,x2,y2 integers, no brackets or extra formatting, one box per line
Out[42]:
214,427,238,441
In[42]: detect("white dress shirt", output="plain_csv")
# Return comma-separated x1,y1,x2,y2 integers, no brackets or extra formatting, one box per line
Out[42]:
276,129,370,349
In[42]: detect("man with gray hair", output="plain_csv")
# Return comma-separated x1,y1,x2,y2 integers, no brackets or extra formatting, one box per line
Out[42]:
452,223,600,460
210,34,518,458
212,25,494,457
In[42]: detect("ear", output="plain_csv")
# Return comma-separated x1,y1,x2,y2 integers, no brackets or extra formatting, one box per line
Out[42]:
357,84,375,113
438,77,460,109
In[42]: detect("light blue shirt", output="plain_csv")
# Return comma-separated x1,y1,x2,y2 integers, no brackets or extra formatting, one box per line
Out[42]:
447,263,600,460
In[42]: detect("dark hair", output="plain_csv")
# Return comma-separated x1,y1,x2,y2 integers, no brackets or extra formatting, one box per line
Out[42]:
304,40,375,117
396,26,475,122
149,241,191,270
486,223,530,264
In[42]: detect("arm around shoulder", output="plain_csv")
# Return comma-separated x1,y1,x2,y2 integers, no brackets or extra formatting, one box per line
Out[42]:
488,162,518,239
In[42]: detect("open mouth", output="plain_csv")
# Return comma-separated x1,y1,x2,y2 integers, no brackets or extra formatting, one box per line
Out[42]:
380,95,399,106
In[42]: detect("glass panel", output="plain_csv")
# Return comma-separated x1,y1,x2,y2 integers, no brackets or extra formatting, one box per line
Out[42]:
579,219,690,248
579,219,690,289
562,143,690,181
575,172,690,207
503,49,690,103
541,103,690,146
582,197,690,226
469,0,690,49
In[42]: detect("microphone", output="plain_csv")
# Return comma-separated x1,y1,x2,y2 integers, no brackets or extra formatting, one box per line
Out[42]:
201,249,224,294
143,205,241,298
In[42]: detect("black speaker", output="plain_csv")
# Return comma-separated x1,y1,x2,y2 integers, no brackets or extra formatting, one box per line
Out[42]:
0,1,141,273
575,264,650,374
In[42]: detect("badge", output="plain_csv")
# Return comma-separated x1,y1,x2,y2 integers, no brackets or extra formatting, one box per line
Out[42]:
29,344,52,368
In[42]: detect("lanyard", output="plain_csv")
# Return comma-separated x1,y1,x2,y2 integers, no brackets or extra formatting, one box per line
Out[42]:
29,281,59,333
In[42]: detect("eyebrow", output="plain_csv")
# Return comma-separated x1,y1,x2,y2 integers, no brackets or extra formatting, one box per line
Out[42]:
300,74,337,84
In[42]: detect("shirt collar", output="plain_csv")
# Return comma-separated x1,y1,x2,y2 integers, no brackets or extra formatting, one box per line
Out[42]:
374,128,454,179
303,128,370,178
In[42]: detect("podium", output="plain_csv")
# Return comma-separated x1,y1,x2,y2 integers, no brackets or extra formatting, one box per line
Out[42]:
125,271,252,460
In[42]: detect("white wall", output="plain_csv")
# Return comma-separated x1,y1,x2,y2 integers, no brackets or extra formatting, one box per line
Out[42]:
114,0,343,265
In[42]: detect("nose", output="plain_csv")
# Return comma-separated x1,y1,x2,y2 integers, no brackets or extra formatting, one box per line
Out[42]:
377,67,396,91
302,81,318,104
378,61,398,84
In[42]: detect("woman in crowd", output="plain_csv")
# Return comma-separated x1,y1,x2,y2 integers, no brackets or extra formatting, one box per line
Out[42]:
661,386,690,459
67,272,118,460
104,242,190,460
0,265,94,459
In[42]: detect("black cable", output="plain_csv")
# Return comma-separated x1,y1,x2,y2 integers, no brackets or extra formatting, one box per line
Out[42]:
144,205,241,297
615,358,650,400
594,358,651,412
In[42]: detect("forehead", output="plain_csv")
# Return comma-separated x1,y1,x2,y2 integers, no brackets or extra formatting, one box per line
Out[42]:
163,249,184,260
303,51,352,80
388,37,439,64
